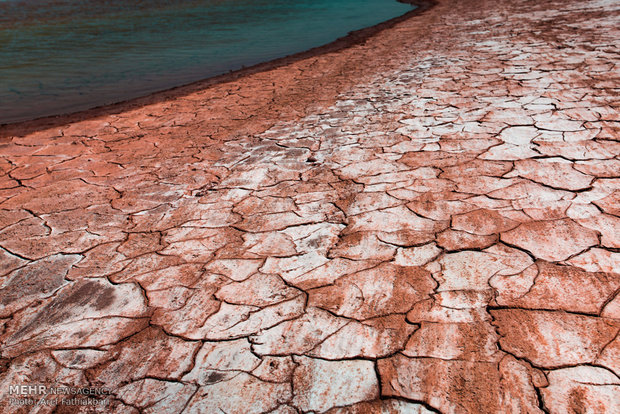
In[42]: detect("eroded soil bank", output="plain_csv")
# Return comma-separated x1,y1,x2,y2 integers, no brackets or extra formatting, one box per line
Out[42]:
0,0,619,412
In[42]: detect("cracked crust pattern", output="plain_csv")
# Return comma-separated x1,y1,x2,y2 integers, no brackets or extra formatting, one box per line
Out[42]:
0,0,619,412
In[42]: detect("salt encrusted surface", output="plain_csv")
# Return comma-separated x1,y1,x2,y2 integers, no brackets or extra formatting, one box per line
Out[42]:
0,0,619,412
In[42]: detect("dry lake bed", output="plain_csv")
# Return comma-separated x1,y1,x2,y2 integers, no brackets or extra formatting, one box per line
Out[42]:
0,0,619,412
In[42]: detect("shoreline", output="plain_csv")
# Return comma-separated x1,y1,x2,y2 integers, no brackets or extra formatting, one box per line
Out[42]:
0,0,435,137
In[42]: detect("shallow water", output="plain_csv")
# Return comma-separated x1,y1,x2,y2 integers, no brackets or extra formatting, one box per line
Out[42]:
0,0,412,123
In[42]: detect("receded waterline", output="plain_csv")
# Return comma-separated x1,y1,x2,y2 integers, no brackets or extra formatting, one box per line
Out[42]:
0,0,414,123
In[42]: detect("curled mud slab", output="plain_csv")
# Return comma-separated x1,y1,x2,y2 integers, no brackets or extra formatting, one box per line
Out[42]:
0,0,619,412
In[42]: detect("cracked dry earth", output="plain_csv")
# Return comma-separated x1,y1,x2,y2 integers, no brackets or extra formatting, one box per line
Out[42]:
0,0,619,412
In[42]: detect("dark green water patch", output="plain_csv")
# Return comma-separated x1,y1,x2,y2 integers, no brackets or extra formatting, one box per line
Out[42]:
0,0,413,123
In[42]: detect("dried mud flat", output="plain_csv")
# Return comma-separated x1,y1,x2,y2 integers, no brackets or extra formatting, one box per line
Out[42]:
0,0,619,412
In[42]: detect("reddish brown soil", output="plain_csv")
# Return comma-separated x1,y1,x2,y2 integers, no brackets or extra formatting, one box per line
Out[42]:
0,0,618,412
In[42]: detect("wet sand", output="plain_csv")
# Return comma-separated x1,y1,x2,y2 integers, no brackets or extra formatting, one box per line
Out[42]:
1,0,619,412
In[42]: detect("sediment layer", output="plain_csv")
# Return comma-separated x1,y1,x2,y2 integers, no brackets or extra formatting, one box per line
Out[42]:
0,0,619,412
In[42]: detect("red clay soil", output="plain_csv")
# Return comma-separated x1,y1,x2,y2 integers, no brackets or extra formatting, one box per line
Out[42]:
0,0,619,412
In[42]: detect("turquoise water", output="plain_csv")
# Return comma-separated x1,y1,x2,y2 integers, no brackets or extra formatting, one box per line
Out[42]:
0,0,412,123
